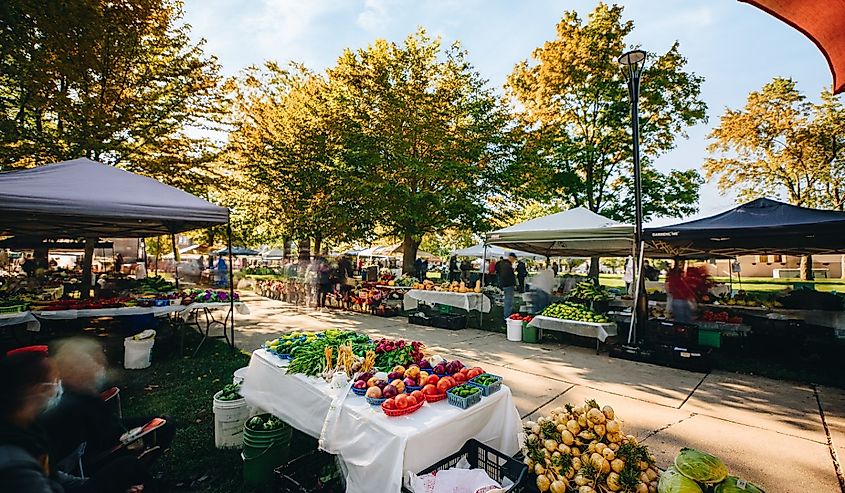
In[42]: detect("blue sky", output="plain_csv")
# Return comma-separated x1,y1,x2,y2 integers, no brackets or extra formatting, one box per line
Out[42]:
182,0,836,224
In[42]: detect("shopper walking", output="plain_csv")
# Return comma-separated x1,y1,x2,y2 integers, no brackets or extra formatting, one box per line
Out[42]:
498,253,517,319
515,257,527,293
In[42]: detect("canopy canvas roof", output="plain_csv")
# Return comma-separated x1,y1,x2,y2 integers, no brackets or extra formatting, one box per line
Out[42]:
261,248,286,259
645,198,845,257
0,158,229,238
358,243,439,261
216,246,259,256
486,207,634,258
451,242,546,261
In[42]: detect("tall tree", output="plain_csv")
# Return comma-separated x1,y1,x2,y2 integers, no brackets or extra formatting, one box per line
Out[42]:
505,3,706,224
0,0,224,195
226,63,373,252
327,29,511,273
705,77,845,279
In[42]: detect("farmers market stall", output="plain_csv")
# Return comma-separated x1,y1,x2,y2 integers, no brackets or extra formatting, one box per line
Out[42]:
0,311,39,332
240,331,522,493
0,159,244,348
528,316,617,352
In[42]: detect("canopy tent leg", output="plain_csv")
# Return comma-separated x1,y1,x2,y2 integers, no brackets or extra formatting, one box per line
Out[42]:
227,220,235,351
171,234,179,291
81,237,96,299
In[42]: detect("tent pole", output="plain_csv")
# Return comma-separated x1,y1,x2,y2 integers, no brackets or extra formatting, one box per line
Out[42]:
171,234,179,290
81,237,96,300
227,220,235,351
480,243,488,329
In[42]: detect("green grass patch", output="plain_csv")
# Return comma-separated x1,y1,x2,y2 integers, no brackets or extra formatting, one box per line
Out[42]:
119,332,252,492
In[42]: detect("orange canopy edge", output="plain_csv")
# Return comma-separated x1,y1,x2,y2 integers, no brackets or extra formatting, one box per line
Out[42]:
741,0,845,94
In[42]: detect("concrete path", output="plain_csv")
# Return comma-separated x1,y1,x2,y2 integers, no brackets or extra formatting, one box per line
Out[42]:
232,293,845,492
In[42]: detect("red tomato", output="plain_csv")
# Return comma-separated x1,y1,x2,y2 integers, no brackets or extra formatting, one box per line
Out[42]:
422,384,438,395
453,372,467,383
395,394,409,409
406,395,417,406
411,390,424,403
426,374,439,386
442,376,456,389
383,398,396,410
436,379,451,393
467,368,483,379
459,367,469,376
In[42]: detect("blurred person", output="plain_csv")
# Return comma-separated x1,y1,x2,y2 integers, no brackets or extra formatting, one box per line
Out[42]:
114,254,123,273
666,266,696,323
41,338,175,473
133,261,146,281
515,257,527,293
459,258,472,283
498,253,517,319
449,256,459,282
0,347,146,493
531,267,554,314
22,255,36,277
316,257,331,309
552,262,559,277
623,256,634,294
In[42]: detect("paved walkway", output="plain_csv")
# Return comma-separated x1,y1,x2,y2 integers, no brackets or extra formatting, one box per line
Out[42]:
232,293,845,492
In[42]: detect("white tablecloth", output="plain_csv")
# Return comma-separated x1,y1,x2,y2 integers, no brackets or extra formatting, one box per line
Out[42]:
178,302,250,320
529,315,618,342
403,290,491,313
33,304,186,320
242,349,521,493
0,311,40,332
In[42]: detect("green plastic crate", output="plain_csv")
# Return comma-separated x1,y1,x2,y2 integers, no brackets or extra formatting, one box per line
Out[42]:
698,328,722,348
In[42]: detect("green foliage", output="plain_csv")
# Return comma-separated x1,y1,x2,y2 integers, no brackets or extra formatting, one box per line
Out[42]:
0,0,226,197
705,77,845,210
505,3,706,221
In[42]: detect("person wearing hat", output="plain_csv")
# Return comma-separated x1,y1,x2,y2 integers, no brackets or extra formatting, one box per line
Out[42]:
497,253,517,319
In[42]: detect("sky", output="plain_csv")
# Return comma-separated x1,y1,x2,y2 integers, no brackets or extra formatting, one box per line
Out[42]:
181,0,836,225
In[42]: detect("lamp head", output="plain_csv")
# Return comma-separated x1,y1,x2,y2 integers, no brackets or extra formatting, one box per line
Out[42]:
618,50,646,66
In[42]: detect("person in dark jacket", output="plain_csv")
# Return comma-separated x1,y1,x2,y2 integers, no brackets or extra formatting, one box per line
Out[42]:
497,253,517,319
515,258,528,293
41,338,175,473
0,348,146,493
448,256,459,282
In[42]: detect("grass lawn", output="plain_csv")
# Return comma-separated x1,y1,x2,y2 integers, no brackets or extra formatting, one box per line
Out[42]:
119,331,252,492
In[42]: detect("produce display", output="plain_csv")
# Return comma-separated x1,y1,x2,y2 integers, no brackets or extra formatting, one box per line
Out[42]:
377,274,415,287
411,279,482,293
508,313,534,323
30,297,132,311
288,331,374,378
180,288,240,304
448,383,481,399
133,276,176,295
216,383,243,401
522,400,661,493
699,311,743,325
542,302,610,324
566,281,612,302
381,390,425,415
245,414,286,432
264,332,320,357
658,448,763,493
373,337,426,370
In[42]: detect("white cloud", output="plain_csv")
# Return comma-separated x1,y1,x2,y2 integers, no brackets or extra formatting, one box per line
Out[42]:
357,0,394,31
243,0,345,62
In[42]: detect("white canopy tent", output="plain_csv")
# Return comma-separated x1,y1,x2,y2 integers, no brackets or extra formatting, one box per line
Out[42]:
485,207,634,258
451,242,545,261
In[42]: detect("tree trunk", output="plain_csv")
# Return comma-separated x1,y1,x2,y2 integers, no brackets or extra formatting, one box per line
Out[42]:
800,255,814,280
588,256,600,283
283,238,291,261
313,232,323,257
402,234,421,275
80,238,96,299
298,238,311,261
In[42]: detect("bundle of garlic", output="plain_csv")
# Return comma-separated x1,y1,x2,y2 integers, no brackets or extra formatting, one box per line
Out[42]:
522,400,660,493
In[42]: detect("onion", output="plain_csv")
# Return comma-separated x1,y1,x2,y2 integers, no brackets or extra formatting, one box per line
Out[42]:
550,479,567,493
577,414,588,427
561,430,575,446
532,424,541,435
602,405,615,420
567,420,580,435
571,446,581,456
636,482,648,493
574,475,589,486
606,472,622,492
579,486,595,493
605,420,620,434
609,442,619,451
611,458,625,473
535,462,546,475
594,442,606,453
572,456,582,470
545,439,559,452
645,468,658,481
536,474,551,492
594,424,606,436
602,448,615,461
588,408,606,424
557,424,566,432
558,444,571,455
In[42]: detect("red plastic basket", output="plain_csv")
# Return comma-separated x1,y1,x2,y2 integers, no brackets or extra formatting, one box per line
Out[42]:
424,392,447,403
381,397,424,416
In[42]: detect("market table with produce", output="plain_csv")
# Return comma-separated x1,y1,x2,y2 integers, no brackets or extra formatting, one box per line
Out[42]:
531,294,618,352
403,288,492,313
240,330,522,493
0,310,40,331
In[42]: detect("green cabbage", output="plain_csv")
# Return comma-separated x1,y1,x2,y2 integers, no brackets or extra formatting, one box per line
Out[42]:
658,466,703,493
714,476,766,493
674,448,729,484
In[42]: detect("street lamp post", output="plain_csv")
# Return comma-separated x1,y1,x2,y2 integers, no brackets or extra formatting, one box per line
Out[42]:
619,49,647,343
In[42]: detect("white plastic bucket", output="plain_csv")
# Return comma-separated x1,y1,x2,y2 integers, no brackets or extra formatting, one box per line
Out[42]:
506,319,523,342
213,390,250,449
233,366,250,385
123,336,155,369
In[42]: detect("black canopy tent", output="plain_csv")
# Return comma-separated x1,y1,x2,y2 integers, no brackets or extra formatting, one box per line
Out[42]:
0,158,238,349
645,198,845,257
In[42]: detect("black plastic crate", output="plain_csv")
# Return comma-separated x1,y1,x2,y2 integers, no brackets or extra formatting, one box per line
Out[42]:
275,450,345,493
400,439,527,493
654,344,713,373
431,313,466,330
646,319,699,346
409,314,431,326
